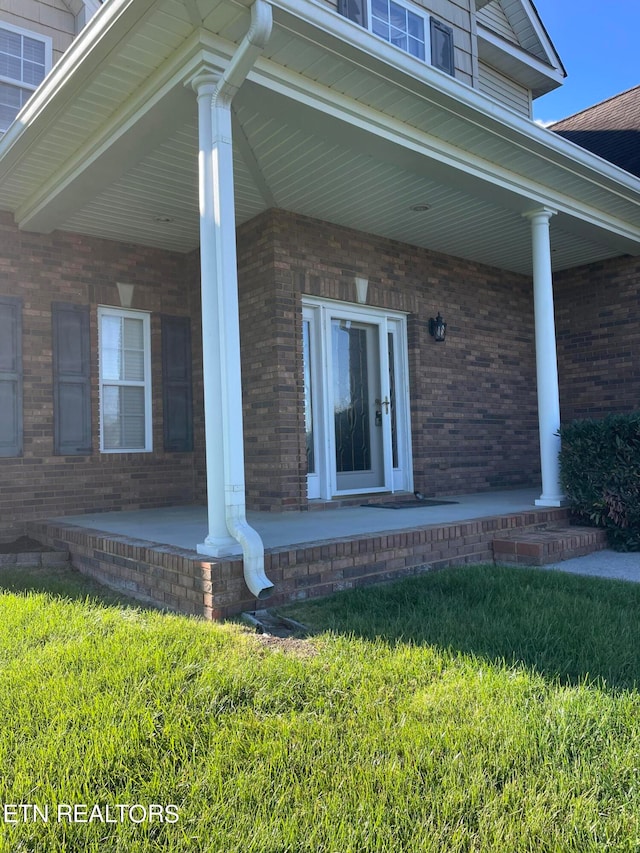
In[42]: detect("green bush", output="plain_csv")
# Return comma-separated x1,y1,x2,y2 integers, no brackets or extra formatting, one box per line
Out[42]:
559,412,640,551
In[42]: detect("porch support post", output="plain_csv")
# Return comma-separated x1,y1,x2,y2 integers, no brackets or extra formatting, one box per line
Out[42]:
192,72,240,556
525,206,565,507
190,0,274,600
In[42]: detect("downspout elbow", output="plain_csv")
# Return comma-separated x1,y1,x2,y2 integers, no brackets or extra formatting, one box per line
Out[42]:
226,504,274,600
215,0,272,105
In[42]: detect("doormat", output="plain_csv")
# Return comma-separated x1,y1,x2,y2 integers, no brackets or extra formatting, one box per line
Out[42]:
361,499,459,509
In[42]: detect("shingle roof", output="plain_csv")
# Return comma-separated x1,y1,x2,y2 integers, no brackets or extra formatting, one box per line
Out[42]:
549,84,640,178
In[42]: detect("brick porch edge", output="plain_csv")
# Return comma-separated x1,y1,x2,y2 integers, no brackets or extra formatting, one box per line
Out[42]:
29,507,570,620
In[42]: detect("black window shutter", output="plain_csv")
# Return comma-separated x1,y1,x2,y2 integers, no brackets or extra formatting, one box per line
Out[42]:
52,302,92,455
430,18,455,76
0,296,22,457
338,0,367,28
162,315,193,453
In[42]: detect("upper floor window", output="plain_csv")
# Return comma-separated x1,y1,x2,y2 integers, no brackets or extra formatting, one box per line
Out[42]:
338,0,454,76
0,24,52,132
371,0,427,61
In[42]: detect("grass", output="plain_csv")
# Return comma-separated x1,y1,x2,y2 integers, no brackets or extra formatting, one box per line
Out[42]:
0,563,640,851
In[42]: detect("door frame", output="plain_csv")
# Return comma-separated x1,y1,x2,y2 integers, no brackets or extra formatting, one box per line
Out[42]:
302,297,413,500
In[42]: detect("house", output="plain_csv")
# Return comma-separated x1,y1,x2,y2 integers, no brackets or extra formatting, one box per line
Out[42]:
0,0,638,612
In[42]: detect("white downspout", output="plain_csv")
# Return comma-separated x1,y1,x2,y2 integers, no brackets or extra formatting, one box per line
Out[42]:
195,0,274,599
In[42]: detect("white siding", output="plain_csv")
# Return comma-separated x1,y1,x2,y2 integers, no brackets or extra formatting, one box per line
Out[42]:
478,60,530,116
476,0,518,44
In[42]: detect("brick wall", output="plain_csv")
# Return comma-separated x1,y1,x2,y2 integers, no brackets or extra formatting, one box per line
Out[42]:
237,215,308,511
0,214,201,539
237,209,541,510
555,255,640,422
2,204,551,536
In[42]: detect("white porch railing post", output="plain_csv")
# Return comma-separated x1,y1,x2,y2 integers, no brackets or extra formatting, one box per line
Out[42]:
525,207,565,507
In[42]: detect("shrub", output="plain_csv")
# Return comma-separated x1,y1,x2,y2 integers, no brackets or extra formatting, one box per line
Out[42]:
559,413,640,551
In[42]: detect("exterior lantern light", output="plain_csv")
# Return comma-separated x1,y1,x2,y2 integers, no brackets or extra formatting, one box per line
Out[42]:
429,312,447,342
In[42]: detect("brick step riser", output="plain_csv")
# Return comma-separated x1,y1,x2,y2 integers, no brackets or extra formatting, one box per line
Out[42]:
493,527,608,566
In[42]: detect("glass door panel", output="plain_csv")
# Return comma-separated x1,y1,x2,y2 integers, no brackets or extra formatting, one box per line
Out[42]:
331,319,384,491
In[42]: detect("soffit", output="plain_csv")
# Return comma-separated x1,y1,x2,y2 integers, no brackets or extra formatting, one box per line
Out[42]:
0,0,637,276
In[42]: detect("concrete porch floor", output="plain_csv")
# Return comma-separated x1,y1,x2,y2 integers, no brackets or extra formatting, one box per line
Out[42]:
52,487,544,552
34,486,577,619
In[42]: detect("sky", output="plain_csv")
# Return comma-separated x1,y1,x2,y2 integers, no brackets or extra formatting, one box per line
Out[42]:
532,0,639,125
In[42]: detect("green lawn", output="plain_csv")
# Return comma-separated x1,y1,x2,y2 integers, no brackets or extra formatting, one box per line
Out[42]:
1,563,640,851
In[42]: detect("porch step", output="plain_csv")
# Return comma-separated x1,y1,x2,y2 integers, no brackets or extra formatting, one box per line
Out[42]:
492,525,608,566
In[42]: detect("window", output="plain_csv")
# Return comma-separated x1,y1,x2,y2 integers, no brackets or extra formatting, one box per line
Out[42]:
98,307,152,452
338,0,455,76
0,24,51,132
371,0,427,61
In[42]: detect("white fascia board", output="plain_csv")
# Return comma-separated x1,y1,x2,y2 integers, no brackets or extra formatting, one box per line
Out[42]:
476,24,565,92
0,0,156,178
268,0,640,210
518,0,565,77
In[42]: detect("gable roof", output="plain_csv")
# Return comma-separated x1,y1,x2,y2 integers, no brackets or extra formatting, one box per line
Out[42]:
475,0,565,98
550,85,640,179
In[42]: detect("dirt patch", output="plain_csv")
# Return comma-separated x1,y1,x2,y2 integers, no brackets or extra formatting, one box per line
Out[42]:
253,633,319,658
0,536,54,554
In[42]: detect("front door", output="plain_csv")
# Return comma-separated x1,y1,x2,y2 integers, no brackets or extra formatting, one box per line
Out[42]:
303,299,412,500
331,317,384,492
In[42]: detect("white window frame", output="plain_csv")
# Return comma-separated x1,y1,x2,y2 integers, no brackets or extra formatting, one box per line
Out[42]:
98,306,153,453
0,22,52,133
366,0,432,65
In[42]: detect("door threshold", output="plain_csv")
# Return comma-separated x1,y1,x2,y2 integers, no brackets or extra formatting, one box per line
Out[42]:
308,492,413,511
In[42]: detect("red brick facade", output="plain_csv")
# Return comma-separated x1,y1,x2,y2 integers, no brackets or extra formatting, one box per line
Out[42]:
237,209,542,511
0,212,201,539
555,255,640,421
3,204,636,540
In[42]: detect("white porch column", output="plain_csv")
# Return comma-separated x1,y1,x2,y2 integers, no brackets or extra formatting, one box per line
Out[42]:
193,72,240,556
190,2,275,600
525,207,565,507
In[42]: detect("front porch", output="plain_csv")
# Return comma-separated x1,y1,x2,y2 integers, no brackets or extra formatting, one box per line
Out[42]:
29,488,574,620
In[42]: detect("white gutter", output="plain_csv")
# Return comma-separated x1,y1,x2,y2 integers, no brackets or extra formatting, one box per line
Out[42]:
218,0,274,600
198,0,275,600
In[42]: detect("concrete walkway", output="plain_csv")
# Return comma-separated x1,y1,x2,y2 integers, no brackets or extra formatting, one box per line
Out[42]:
543,549,640,583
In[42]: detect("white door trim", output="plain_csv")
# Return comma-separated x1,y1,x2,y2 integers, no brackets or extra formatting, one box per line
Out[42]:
302,297,413,500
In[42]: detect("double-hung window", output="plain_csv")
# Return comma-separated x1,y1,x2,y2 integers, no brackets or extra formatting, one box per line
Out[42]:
0,24,51,133
371,0,427,61
338,0,455,76
98,307,152,452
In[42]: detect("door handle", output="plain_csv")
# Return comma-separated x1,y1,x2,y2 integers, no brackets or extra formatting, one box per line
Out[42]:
375,397,390,414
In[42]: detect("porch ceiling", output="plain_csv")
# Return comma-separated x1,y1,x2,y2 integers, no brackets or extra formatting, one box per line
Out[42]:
0,0,639,275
